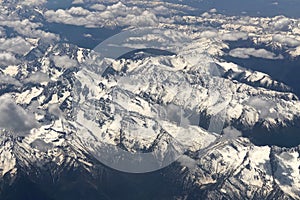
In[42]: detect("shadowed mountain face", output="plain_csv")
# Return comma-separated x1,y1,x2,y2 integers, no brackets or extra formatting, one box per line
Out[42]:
221,40,300,98
118,48,176,60
0,163,185,200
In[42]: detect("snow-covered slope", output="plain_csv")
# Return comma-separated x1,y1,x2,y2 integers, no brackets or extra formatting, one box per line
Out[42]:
0,40,300,198
1,1,300,199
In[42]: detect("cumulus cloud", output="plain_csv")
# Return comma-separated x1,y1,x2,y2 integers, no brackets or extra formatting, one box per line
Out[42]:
44,0,194,28
185,9,300,57
273,34,300,47
272,17,291,31
199,30,218,38
48,103,63,117
0,95,40,135
198,30,248,41
0,74,21,86
0,19,58,41
209,8,217,13
89,4,106,11
247,97,279,119
24,72,50,84
45,2,159,28
0,37,32,55
52,55,78,69
83,33,92,38
30,139,53,152
72,0,84,4
68,7,91,16
220,31,248,41
116,10,158,27
0,52,19,66
152,5,170,15
0,27,5,37
229,48,283,59
289,46,300,57
21,0,47,6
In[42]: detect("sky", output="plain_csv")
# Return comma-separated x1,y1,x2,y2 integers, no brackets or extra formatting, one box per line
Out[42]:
168,0,300,17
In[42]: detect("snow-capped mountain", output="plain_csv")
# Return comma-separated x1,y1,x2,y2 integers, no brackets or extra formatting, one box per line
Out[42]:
0,38,299,199
1,0,300,199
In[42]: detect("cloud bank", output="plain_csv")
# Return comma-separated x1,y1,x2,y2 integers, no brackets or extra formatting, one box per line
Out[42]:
0,95,40,135
229,48,283,59
0,52,19,66
52,55,78,69
0,37,32,55
45,3,159,28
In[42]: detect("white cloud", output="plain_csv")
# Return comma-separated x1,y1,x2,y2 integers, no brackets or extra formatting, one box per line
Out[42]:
220,31,248,41
197,30,248,41
45,8,101,27
68,7,91,16
201,12,211,18
72,0,84,4
0,27,5,37
116,10,158,27
0,37,32,55
0,19,58,41
106,2,128,14
247,97,279,119
199,30,218,38
272,17,291,31
24,72,50,84
90,4,106,11
83,33,92,38
152,5,170,15
48,104,63,117
0,74,21,86
229,48,283,59
273,34,300,47
30,139,53,152
0,52,19,66
45,2,160,28
289,46,300,57
52,55,78,69
42,0,194,28
209,8,217,13
182,9,300,57
0,95,40,135
21,0,47,6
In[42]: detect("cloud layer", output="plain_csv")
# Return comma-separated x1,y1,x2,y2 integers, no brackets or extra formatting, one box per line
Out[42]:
229,48,283,59
45,3,160,28
0,52,19,66
0,95,40,135
52,55,78,69
0,37,32,55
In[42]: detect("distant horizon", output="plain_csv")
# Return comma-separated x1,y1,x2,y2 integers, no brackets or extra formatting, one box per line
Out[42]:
47,0,300,18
